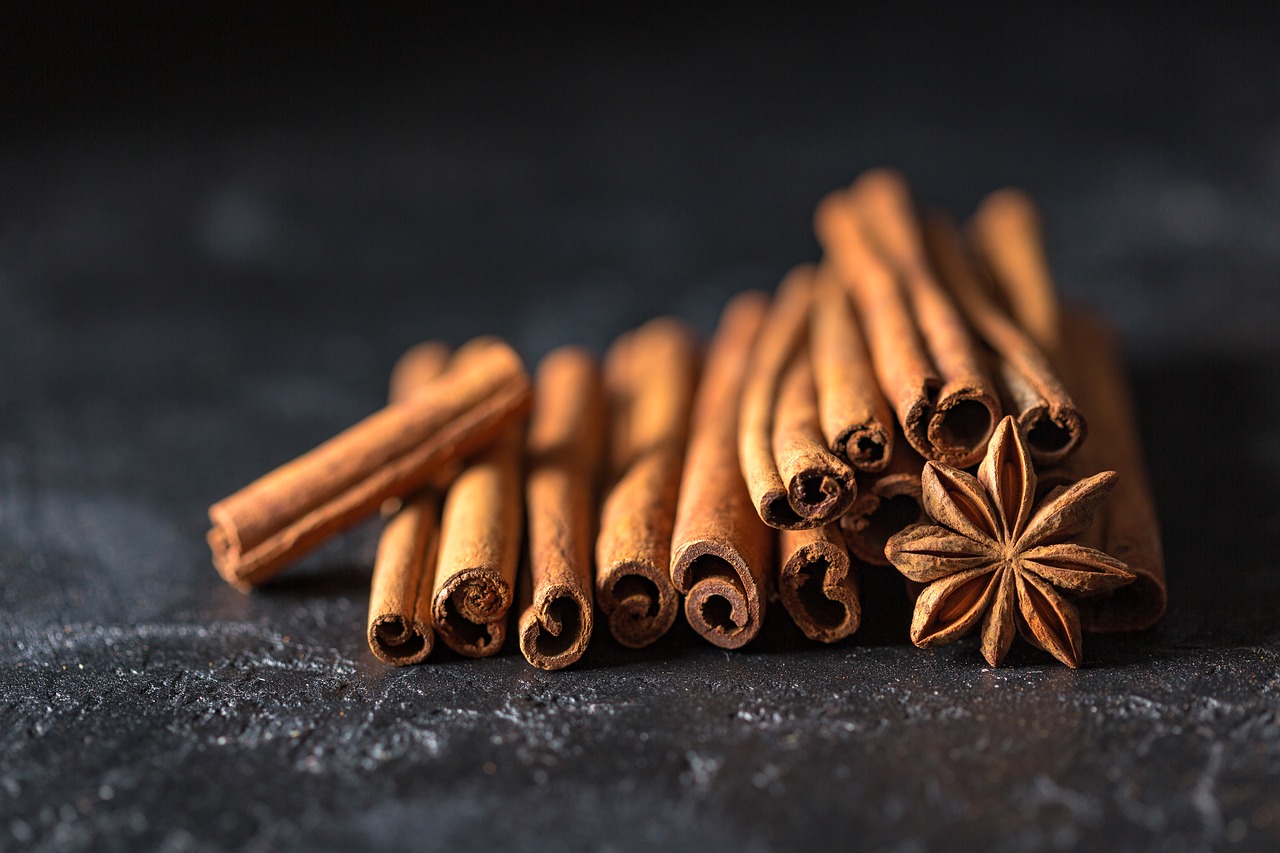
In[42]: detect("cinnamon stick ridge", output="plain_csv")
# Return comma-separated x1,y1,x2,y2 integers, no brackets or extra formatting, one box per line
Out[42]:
596,318,698,648
519,347,604,670
431,424,523,657
839,437,926,567
208,337,532,590
1062,309,1166,632
779,524,860,643
367,342,451,665
850,169,1001,466
810,265,894,471
924,214,1086,466
671,293,774,649
739,267,856,529
969,188,1063,364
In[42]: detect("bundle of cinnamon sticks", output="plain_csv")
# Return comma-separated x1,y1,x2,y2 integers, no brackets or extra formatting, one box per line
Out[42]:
207,169,1165,669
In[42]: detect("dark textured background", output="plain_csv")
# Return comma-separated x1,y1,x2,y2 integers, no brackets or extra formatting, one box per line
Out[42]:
3,5,1279,851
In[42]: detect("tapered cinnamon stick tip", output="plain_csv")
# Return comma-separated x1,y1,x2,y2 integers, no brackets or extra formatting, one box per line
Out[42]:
368,615,434,666
518,585,594,670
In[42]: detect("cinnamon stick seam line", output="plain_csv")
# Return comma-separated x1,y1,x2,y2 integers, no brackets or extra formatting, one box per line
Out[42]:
208,337,532,590
595,318,698,648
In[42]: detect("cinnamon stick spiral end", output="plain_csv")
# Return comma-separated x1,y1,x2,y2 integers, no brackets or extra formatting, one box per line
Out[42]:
368,615,433,666
432,569,513,658
598,562,679,649
840,481,926,566
518,585,593,670
838,422,892,473
925,389,1000,468
672,543,764,649
1019,404,1086,467
779,527,860,643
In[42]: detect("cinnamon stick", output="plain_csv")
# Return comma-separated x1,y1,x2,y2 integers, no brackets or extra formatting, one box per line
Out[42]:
1062,309,1166,632
596,318,698,648
671,292,775,649
810,265,894,471
848,169,1002,467
519,347,605,670
431,424,523,657
969,188,1063,363
923,214,1086,465
739,266,856,529
208,337,532,590
367,342,451,665
839,437,926,566
778,524,860,643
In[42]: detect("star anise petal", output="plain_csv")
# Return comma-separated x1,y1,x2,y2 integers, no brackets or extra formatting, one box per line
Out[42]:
1014,571,1083,669
921,462,1001,546
979,567,1017,667
1020,544,1136,593
978,417,1036,541
909,564,1001,649
1017,470,1118,550
885,524,999,583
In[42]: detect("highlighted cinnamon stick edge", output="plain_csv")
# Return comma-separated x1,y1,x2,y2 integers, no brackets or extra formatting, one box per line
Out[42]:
595,318,697,648
519,347,605,670
839,437,927,567
670,293,774,649
739,266,856,529
207,336,532,590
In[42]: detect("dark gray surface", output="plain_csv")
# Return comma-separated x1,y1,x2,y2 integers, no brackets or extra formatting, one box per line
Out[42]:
2,5,1279,851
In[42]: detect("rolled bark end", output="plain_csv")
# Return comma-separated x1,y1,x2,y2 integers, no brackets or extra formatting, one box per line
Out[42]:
779,526,860,643
839,423,891,472
432,569,512,658
598,562,679,649
841,478,926,566
927,390,999,466
518,585,593,670
368,615,433,666
1019,404,1086,466
673,546,762,649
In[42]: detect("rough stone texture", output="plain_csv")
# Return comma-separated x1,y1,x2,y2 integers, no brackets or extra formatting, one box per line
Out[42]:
3,5,1279,851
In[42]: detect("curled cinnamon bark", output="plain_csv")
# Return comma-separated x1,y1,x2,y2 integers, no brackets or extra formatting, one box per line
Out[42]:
367,342,451,665
671,293,774,649
1062,309,1166,632
431,424,523,657
923,214,1085,465
969,188,1063,363
778,524,860,643
739,267,856,529
839,438,926,566
810,265,894,471
208,338,532,590
519,347,605,670
596,318,698,648
850,169,1002,466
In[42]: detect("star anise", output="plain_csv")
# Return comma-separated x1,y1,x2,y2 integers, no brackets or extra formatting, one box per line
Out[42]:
885,416,1135,668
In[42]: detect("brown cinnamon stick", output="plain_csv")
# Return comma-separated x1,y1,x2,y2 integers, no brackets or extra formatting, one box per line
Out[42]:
519,347,605,670
739,266,856,529
208,337,532,590
671,292,775,649
849,169,1002,466
596,318,698,648
923,214,1086,465
810,265,895,471
838,437,926,566
431,423,523,657
778,524,860,643
367,342,451,665
1062,309,1166,632
969,188,1063,363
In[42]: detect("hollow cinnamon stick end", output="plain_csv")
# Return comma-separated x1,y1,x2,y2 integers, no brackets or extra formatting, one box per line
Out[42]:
368,615,434,666
206,513,257,592
839,423,893,473
518,586,593,670
1020,406,1087,468
927,389,1001,468
784,465,856,529
779,530,860,643
432,570,514,658
840,483,925,567
598,562,680,649
672,542,762,650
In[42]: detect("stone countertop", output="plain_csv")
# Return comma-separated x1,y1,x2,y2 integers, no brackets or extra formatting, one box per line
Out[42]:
2,6,1278,851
